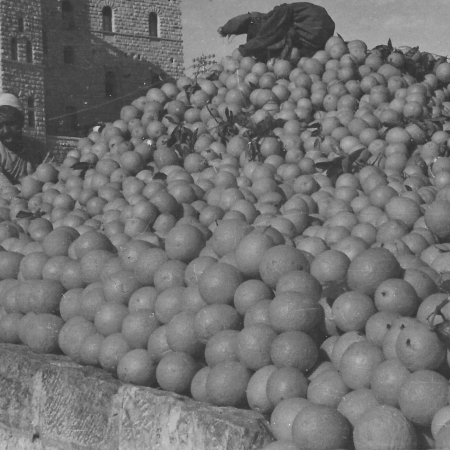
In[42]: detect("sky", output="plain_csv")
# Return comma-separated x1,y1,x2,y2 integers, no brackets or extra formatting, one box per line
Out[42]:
180,0,449,76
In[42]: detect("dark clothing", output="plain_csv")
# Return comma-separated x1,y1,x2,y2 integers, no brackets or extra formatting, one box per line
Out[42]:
220,3,335,60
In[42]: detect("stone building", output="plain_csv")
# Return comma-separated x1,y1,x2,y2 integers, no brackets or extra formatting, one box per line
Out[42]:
0,0,183,143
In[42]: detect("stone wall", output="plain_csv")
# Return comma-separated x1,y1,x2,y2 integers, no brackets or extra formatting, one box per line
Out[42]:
0,0,46,138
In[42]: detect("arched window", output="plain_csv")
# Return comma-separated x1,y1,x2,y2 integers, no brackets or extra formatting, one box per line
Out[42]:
10,38,18,61
27,97,35,128
105,71,117,97
61,1,75,30
149,12,158,37
26,40,33,63
102,6,113,32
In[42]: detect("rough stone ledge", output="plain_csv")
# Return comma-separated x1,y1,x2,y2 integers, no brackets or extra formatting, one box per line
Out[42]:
0,344,274,450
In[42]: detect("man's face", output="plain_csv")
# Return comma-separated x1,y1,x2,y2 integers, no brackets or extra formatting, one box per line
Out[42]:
0,118,22,147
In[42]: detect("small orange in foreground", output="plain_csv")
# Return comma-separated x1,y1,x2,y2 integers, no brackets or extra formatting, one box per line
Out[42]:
117,349,157,386
25,313,64,354
156,351,198,395
98,332,131,373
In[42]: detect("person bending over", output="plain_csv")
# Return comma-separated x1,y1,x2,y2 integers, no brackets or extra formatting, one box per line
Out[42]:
218,2,335,63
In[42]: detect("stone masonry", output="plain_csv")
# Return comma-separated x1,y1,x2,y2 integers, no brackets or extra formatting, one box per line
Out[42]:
0,0,183,143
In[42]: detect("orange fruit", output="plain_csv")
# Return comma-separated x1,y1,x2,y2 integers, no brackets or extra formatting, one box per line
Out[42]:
156,351,198,395
94,303,129,336
194,303,242,344
153,259,187,292
235,231,275,278
79,333,104,367
266,366,308,408
0,251,23,280
347,248,402,296
382,316,417,360
268,291,323,333
310,249,350,285
198,262,243,305
292,404,352,450
190,365,210,403
374,278,420,316
206,360,251,407
102,270,141,305
259,245,310,289
424,200,450,240
204,329,239,367
246,365,277,414
270,397,311,442
25,313,64,354
365,310,401,347
211,218,252,257
80,286,106,322
79,249,115,284
42,228,79,257
236,324,277,371
18,311,36,344
98,332,131,373
395,319,446,371
18,251,50,280
154,286,184,324
59,288,83,321
166,311,204,357
59,259,87,290
117,349,157,387
0,312,23,343
337,388,380,427
332,291,376,332
275,270,322,301
164,224,206,263
306,369,350,408
339,340,385,389
431,405,450,440
180,285,207,314
72,231,116,259
58,316,96,364
330,331,367,370
26,279,65,315
244,299,272,328
133,247,169,286
270,330,318,372
233,279,273,316
121,309,159,349
353,405,418,450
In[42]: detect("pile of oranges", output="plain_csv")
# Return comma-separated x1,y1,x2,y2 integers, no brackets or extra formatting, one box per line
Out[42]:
1,35,450,449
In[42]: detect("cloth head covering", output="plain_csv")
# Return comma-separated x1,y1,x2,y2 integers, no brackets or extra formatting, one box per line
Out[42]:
0,93,23,112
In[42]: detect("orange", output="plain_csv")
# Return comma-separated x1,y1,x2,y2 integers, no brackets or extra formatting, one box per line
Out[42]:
18,312,36,345
395,320,446,371
18,251,50,280
365,310,401,347
164,224,206,263
233,279,274,316
205,360,251,407
332,291,376,333
25,313,64,354
270,397,311,442
431,405,450,440
435,423,450,449
117,349,157,387
374,278,420,316
235,231,275,278
193,304,242,344
59,288,83,322
339,340,385,389
79,249,115,284
133,247,169,286
28,218,53,242
58,316,96,364
119,240,155,272
80,286,106,322
154,286,184,324
198,262,243,305
211,218,252,257
156,351,198,395
42,228,79,257
153,260,187,292
102,270,142,305
347,248,402,296
353,404,418,450
384,196,422,229
25,279,65,315
382,316,417,360
0,251,23,280
268,291,322,333
270,330,318,372
98,332,131,373
275,270,322,302
246,365,277,414
259,245,310,289
236,324,277,371
337,388,380,427
127,286,158,313
424,200,450,240
190,366,210,403
266,366,308,408
307,367,350,407
330,331,367,370
59,259,87,290
121,309,159,349
204,329,239,367
94,303,129,336
309,249,350,285
72,231,116,259
292,404,352,450
0,312,23,344
370,359,411,408
180,285,207,314
166,311,203,357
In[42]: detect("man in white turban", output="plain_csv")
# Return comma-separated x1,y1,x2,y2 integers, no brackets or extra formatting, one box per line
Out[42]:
0,93,46,189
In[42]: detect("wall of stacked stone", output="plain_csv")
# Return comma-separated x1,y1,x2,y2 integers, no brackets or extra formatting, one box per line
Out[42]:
0,0,46,138
42,0,183,136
